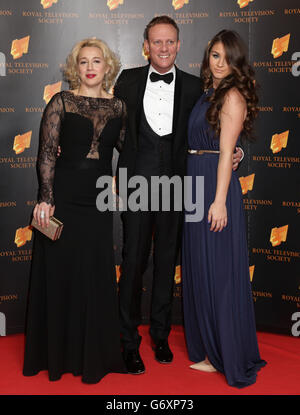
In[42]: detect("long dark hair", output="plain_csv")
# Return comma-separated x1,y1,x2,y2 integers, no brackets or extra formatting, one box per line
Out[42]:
201,30,258,140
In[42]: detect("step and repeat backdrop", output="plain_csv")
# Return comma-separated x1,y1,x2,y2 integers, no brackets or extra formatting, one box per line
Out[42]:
0,0,299,336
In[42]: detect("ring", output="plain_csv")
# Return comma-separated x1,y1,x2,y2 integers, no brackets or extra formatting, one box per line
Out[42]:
40,211,45,219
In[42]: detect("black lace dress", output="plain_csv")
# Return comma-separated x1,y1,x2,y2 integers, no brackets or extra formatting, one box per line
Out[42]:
23,91,127,383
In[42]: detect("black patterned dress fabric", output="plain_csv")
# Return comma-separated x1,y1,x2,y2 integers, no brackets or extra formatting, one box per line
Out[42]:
23,91,127,383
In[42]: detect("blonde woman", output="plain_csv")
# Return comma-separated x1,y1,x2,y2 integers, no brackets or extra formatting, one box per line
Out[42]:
23,38,126,383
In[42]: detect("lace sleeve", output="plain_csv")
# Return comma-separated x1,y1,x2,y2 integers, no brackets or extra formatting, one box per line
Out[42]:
37,92,64,206
115,98,127,153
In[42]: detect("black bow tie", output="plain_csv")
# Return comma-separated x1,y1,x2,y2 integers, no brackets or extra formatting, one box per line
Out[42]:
150,72,174,84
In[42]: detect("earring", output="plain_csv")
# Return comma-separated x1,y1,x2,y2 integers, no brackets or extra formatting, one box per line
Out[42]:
104,73,109,91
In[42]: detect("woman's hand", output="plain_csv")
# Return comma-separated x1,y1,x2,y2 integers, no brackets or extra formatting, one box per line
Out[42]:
33,202,55,228
208,201,227,232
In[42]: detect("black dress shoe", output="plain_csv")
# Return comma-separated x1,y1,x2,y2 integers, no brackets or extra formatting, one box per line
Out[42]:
123,350,145,374
154,340,173,364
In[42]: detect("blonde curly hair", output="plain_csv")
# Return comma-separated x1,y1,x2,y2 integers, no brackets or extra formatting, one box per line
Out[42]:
64,38,120,92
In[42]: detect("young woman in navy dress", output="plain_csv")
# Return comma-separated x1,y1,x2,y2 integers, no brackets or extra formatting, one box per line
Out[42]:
182,30,266,388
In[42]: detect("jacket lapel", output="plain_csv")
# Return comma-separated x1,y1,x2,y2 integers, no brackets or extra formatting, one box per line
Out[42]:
172,66,184,151
133,65,149,147
172,66,182,135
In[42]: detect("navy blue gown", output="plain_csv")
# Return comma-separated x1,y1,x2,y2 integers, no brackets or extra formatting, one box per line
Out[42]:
182,90,266,388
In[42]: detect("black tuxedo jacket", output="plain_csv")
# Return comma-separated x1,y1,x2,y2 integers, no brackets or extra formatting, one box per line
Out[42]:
114,64,203,180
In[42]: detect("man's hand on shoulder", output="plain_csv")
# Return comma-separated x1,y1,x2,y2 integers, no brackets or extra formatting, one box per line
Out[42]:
232,147,244,171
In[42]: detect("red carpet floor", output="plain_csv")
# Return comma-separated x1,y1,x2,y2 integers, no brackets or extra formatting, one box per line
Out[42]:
0,325,299,395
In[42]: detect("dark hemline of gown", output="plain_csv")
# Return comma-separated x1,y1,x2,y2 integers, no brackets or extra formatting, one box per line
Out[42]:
182,90,266,388
23,91,127,384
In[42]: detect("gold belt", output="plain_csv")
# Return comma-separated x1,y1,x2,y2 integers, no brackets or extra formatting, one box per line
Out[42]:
188,149,220,155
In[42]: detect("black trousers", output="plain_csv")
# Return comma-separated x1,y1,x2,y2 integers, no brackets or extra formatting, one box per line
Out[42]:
118,181,182,353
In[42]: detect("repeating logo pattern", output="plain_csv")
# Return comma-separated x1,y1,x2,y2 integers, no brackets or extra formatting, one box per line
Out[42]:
11,36,30,60
13,132,32,155
14,226,32,248
41,0,58,9
239,174,255,195
270,131,289,154
107,0,124,11
174,265,181,284
270,225,289,247
249,265,255,282
43,82,62,104
115,265,121,283
172,0,189,11
0,0,298,336
237,0,253,8
271,34,290,58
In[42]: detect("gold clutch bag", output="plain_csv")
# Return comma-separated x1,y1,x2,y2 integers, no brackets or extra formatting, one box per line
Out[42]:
31,216,63,241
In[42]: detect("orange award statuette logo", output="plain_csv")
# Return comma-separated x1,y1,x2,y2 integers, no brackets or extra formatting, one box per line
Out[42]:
142,45,150,61
239,173,255,195
270,130,289,154
174,265,181,284
10,36,30,60
115,265,121,283
172,0,189,10
237,0,254,8
43,81,62,104
249,265,255,282
270,225,288,247
15,226,32,248
107,0,124,11
13,131,32,155
271,34,290,58
41,0,58,9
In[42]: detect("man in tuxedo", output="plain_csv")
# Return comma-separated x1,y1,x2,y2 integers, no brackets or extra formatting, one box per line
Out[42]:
114,16,242,374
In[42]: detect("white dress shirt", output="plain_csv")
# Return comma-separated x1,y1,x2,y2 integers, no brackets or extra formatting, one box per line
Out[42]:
143,65,176,136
